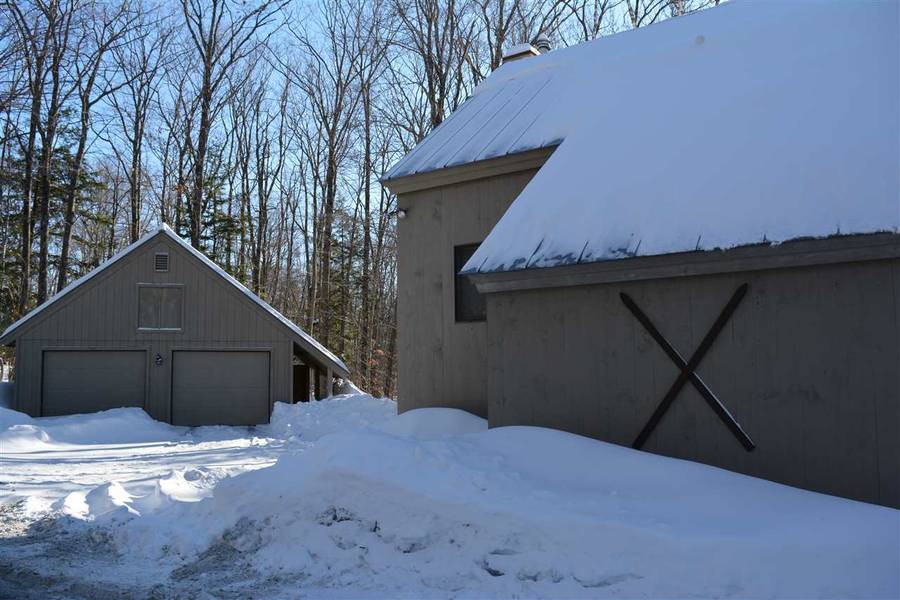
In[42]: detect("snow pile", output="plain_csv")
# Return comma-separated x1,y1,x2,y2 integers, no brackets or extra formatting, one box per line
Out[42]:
1,394,898,598
0,406,32,431
111,419,898,598
264,393,396,441
391,0,899,273
380,407,487,439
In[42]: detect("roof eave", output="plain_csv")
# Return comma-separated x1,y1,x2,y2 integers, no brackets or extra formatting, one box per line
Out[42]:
469,232,900,294
0,228,170,343
292,338,351,378
382,145,558,195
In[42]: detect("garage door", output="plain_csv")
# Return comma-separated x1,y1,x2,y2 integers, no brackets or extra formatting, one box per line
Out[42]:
42,351,146,416
171,351,270,426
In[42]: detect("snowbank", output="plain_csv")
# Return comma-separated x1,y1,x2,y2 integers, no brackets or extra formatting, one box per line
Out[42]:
0,406,31,430
120,404,898,598
381,407,487,439
264,393,397,441
1,394,897,598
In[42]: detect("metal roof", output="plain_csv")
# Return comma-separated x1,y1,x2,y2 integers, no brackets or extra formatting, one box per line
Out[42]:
385,1,899,276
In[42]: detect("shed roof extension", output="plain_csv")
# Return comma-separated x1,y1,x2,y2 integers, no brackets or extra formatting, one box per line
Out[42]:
0,225,349,377
387,0,899,275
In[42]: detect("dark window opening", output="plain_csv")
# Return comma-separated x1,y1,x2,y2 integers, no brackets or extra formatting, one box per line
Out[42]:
155,253,169,272
138,284,183,330
454,243,486,322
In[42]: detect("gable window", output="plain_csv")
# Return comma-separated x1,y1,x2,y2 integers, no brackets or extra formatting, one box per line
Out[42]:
138,284,183,330
154,252,169,272
454,244,486,323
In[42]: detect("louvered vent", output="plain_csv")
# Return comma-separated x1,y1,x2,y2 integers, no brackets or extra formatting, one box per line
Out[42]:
154,252,169,272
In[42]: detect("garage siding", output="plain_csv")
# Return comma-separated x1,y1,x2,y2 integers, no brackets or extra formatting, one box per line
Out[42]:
10,234,294,422
396,168,540,417
485,258,900,508
171,351,270,426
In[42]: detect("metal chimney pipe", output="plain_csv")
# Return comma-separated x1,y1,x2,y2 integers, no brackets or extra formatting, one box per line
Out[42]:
533,32,552,54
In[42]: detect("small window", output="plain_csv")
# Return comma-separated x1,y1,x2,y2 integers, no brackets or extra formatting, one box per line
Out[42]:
138,284,183,330
154,253,169,272
454,244,486,322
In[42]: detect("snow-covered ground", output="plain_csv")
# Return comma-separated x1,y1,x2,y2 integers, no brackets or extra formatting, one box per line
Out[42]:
0,395,897,599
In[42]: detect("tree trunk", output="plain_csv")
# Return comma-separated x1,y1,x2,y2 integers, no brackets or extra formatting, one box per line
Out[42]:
18,73,42,315
359,81,373,386
128,125,143,243
57,98,91,291
382,299,397,397
189,64,213,249
318,154,337,347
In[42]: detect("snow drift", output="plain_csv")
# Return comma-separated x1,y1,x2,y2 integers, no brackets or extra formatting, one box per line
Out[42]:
1,395,898,598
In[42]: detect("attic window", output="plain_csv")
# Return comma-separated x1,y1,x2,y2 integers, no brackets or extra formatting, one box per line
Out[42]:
154,253,169,272
138,284,183,330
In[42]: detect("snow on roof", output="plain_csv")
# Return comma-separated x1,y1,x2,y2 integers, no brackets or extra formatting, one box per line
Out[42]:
388,0,900,274
381,49,564,181
1,225,349,376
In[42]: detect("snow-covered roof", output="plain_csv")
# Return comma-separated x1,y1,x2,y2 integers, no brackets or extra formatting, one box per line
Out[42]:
1,225,349,376
381,50,563,182
386,0,899,274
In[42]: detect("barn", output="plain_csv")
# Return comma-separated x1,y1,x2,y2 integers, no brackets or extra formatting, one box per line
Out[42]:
382,0,899,507
0,224,349,426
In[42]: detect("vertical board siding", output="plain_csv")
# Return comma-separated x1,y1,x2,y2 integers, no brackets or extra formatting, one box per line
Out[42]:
12,235,298,422
486,258,900,507
397,168,540,416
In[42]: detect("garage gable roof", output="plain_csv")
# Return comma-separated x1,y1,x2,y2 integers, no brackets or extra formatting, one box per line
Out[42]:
0,225,349,377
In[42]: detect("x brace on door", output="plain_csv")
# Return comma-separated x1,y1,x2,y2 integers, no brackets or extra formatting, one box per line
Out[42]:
620,283,756,452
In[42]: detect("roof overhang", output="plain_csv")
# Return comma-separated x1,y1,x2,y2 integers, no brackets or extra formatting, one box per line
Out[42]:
468,232,900,295
381,146,557,195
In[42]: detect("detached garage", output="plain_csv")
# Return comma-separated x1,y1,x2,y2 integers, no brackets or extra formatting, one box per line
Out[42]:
0,225,349,426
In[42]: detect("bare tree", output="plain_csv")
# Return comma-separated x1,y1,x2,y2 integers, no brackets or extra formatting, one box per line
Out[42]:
107,4,172,245
34,0,78,304
180,0,285,249
353,0,392,386
5,0,54,313
475,0,567,71
392,0,476,129
57,1,136,291
562,0,615,42
282,0,366,346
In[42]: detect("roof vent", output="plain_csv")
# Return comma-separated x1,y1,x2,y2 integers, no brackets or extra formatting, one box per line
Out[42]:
502,43,540,64
533,32,551,53
154,252,169,272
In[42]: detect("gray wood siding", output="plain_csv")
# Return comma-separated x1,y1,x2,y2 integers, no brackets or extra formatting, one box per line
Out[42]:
12,234,293,421
487,258,900,507
397,169,539,416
